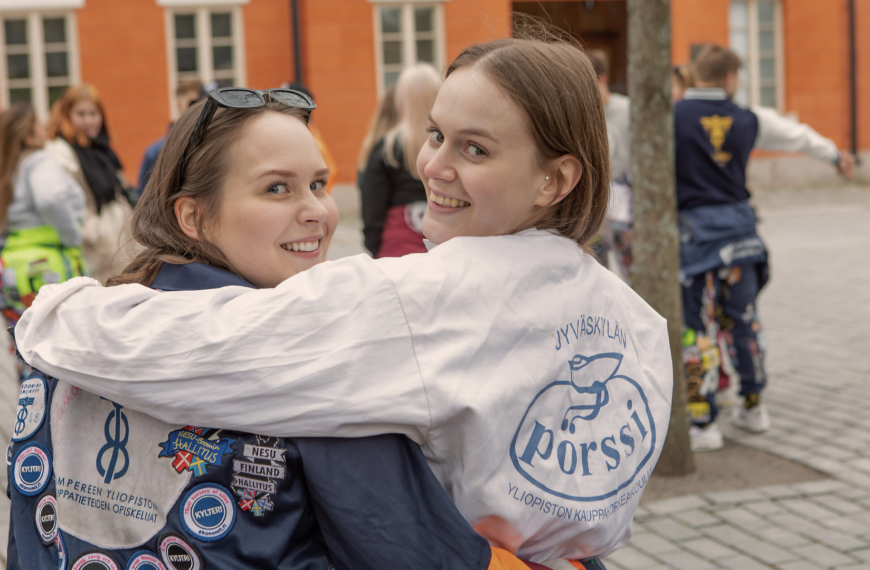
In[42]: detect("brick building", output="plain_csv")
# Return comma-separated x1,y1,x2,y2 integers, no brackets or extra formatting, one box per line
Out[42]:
0,0,865,185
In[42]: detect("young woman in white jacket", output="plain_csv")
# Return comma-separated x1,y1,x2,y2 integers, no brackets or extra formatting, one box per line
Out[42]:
17,36,674,563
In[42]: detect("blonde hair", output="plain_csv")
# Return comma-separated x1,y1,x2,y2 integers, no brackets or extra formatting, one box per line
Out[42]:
383,64,440,179
0,103,37,224
446,35,610,252
47,84,107,147
357,83,398,171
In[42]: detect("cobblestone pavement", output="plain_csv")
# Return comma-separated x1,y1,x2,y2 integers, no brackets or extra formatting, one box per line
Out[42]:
607,198,870,570
1,186,868,566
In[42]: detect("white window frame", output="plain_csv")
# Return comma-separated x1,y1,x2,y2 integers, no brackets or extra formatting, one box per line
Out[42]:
371,1,446,96
729,0,785,111
163,4,247,119
0,9,80,119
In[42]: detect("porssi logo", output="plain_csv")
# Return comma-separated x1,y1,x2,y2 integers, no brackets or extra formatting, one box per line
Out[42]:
510,353,656,502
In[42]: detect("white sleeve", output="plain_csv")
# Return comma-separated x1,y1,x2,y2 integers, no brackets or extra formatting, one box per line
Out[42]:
27,155,85,247
752,106,840,163
15,256,432,441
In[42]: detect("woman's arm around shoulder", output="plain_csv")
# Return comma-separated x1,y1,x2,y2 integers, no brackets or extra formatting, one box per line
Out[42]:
15,254,431,440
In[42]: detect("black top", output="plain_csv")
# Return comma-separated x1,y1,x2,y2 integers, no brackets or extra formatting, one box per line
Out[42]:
674,97,759,211
359,137,427,256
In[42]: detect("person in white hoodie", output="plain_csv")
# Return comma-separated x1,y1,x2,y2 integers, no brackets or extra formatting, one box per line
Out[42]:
15,36,674,563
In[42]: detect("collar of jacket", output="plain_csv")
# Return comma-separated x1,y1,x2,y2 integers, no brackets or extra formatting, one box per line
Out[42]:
151,262,255,291
683,87,729,101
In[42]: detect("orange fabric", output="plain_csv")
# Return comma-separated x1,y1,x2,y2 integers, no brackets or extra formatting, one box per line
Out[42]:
569,561,585,570
310,124,338,195
488,547,534,570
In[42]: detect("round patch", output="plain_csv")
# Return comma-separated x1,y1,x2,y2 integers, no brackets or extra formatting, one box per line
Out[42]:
35,493,58,544
55,531,67,570
13,442,52,496
71,551,121,570
180,483,236,541
12,376,47,442
159,533,202,570
126,551,166,570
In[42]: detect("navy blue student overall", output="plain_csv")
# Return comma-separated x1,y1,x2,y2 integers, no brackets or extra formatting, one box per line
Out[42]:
674,91,769,426
6,262,491,570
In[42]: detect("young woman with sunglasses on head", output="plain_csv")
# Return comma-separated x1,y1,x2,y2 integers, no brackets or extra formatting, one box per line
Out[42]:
6,88,543,570
17,35,674,563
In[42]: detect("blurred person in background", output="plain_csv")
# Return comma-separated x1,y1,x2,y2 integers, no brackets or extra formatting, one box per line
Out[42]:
359,64,439,258
138,79,203,195
672,63,696,103
357,83,398,185
0,103,86,378
45,85,134,284
588,49,633,283
676,44,855,452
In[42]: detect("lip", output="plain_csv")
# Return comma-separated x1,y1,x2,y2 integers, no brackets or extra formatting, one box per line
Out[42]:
428,190,470,215
280,236,323,258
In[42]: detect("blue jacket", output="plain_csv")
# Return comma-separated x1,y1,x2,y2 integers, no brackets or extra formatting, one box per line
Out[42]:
6,262,491,570
674,94,759,211
137,136,166,197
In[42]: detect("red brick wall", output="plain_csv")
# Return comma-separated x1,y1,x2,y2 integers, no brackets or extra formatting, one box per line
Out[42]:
445,0,511,62
670,0,729,64
76,0,168,184
244,0,294,90
782,0,850,148
859,0,869,151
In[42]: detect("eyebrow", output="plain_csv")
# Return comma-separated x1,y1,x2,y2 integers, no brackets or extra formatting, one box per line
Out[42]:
428,114,497,141
257,168,330,179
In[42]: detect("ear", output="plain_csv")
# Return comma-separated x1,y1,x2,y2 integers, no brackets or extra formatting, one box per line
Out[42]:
534,155,584,208
174,196,201,241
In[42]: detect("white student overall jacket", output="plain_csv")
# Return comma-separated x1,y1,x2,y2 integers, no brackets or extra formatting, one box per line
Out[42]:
15,229,674,562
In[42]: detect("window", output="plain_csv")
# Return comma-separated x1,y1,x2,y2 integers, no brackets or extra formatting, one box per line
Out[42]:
729,0,783,110
373,3,444,94
0,11,79,117
164,5,246,118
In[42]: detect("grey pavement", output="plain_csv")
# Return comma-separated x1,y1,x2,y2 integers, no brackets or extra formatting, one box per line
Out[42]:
1,185,868,566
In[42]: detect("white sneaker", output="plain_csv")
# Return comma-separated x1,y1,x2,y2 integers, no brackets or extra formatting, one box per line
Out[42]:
732,403,771,433
689,422,724,452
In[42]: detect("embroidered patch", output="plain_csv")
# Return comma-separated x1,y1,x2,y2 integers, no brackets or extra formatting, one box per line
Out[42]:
13,442,52,496
36,493,58,544
70,551,121,570
6,442,12,465
12,375,47,442
126,551,166,570
231,435,286,517
51,384,191,549
159,533,203,570
55,531,67,570
159,426,235,477
180,483,236,541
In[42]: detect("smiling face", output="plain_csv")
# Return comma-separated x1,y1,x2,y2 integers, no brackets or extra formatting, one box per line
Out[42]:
205,112,338,288
417,67,551,245
69,99,103,139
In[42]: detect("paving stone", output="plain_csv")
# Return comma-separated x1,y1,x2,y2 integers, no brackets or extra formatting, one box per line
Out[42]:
661,550,716,570
630,533,683,555
708,524,796,564
767,513,869,550
777,561,826,570
792,544,857,568
791,480,851,495
850,549,870,563
645,495,711,515
756,485,803,499
677,538,740,560
713,508,769,532
744,501,787,517
715,554,772,570
606,546,660,570
810,494,867,516
702,490,766,505
779,499,842,521
645,519,702,542
671,510,721,528
757,525,811,548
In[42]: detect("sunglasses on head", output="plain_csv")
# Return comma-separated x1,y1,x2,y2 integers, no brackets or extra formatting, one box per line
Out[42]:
177,87,317,185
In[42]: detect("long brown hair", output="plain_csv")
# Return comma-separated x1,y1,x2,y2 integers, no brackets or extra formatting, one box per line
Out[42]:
47,84,108,147
357,83,398,172
445,35,611,251
107,100,311,287
0,103,38,224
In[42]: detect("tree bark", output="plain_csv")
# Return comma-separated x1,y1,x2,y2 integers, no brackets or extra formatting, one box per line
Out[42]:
627,0,695,475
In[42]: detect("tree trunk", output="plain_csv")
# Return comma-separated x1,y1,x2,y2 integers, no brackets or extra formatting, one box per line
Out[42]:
627,0,695,476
